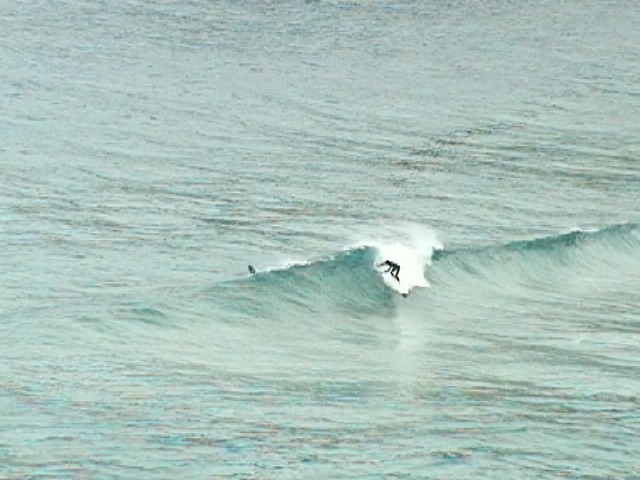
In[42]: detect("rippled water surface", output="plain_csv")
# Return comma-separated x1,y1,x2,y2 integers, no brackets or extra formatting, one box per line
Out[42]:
2,1,640,478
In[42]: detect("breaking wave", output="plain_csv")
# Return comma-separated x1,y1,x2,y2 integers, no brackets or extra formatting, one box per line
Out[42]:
207,223,639,321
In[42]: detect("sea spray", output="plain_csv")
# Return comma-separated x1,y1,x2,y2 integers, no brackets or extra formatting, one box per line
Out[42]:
347,223,443,294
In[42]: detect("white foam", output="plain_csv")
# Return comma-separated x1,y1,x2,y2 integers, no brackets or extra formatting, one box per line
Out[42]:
348,223,443,295
377,243,430,294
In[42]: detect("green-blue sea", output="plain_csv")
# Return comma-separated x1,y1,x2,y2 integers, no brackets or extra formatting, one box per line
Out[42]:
2,1,639,478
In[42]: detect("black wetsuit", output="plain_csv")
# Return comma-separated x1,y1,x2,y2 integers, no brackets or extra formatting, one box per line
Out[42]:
378,260,400,281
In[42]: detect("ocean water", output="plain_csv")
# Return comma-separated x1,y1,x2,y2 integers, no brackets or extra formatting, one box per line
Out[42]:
2,0,640,478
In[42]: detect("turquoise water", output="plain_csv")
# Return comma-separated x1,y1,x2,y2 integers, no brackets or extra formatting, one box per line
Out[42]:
2,1,640,478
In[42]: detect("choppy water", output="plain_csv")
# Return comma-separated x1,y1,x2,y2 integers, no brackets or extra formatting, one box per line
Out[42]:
2,1,640,478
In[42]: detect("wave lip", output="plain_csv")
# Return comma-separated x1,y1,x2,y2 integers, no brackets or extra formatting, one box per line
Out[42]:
433,222,639,261
500,223,639,254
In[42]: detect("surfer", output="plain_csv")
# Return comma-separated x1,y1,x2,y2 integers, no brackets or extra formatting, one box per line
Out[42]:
377,260,400,282
248,265,256,274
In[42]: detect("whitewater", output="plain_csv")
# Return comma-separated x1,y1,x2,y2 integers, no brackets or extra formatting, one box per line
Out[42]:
2,1,640,478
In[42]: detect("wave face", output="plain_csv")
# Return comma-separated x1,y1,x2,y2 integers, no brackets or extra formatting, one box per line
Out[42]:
231,247,394,319
431,222,640,288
